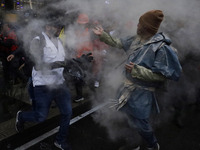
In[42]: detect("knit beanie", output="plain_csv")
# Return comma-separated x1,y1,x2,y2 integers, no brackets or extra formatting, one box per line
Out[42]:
139,10,164,34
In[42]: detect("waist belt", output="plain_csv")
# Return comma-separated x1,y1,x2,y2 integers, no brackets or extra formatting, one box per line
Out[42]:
134,84,155,92
108,82,155,111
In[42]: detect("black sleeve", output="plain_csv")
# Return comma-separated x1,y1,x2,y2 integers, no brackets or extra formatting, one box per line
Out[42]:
11,43,24,56
0,39,16,47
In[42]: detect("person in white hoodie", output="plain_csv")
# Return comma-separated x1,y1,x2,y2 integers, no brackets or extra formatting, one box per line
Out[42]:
15,16,72,150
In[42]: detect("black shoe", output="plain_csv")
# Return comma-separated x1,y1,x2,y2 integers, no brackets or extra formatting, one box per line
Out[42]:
15,111,24,133
54,140,71,150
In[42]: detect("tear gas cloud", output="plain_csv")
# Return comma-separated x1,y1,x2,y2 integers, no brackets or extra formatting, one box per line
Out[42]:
20,0,200,63
16,0,200,140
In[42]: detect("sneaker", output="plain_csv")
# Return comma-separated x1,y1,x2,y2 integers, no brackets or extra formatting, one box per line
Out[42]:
147,143,160,150
15,110,24,133
54,140,71,150
94,81,99,88
74,96,84,103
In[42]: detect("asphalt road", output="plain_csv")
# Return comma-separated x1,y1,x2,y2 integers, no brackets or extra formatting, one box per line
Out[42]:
25,104,200,150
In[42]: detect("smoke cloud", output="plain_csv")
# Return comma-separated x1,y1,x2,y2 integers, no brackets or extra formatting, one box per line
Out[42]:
12,0,200,141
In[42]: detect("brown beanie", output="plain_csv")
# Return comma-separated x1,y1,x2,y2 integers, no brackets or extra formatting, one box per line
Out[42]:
139,10,164,34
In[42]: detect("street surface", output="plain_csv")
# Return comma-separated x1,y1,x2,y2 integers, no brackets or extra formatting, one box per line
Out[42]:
26,104,200,150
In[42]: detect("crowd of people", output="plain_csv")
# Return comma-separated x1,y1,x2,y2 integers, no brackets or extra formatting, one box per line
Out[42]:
1,7,199,150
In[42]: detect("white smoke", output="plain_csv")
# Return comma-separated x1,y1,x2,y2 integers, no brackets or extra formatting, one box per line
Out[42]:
13,0,200,141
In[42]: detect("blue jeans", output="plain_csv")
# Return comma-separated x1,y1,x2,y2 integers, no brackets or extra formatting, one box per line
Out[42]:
19,84,72,143
27,77,34,101
27,77,36,110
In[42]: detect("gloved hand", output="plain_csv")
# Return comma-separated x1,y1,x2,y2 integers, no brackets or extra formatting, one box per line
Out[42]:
81,53,93,62
50,61,66,69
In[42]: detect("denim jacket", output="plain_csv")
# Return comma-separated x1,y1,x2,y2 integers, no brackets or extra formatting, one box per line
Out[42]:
100,32,182,119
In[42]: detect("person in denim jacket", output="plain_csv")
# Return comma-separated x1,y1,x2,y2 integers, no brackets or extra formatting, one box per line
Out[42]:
93,10,182,150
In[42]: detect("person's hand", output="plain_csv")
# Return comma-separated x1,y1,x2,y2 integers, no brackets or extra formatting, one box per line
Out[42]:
92,26,104,35
7,54,15,61
125,62,134,73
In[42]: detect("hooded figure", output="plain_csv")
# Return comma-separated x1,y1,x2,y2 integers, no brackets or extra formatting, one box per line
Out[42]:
93,10,182,150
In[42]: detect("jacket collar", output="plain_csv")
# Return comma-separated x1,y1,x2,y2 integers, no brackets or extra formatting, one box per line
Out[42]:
145,32,172,45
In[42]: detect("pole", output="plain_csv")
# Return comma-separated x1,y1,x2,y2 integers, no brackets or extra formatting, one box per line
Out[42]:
29,0,33,9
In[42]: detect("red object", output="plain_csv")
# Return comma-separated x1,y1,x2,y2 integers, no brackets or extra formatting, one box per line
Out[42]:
75,28,93,58
0,28,18,53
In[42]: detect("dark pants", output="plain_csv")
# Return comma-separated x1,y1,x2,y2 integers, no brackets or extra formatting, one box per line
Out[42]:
121,106,157,148
19,84,72,143
74,79,84,98
129,115,157,147
0,53,25,83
